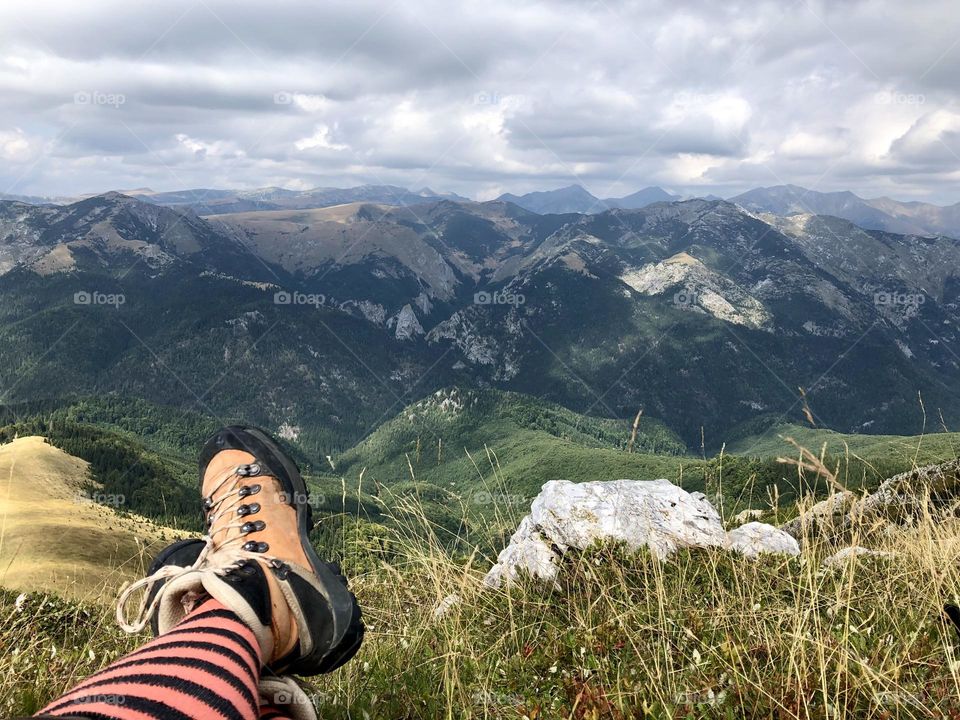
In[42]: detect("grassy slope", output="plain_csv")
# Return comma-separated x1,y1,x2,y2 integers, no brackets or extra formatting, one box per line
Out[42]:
318,389,700,552
0,436,183,602
8,508,960,717
729,422,960,465
334,387,690,493
3,401,960,715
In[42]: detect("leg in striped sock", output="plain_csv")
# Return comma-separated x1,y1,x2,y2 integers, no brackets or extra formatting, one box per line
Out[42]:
37,599,261,720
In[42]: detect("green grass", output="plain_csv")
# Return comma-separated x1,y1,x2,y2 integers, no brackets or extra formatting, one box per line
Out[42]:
728,422,960,465
0,590,138,717
3,409,960,717
336,388,688,491
8,495,960,718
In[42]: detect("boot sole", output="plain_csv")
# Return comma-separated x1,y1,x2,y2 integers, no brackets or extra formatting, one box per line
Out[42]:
200,426,364,673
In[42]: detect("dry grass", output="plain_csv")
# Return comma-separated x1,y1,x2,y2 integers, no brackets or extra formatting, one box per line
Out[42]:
0,436,184,601
306,483,960,718
2,443,960,718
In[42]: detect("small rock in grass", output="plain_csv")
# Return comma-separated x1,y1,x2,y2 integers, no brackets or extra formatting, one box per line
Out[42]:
728,522,800,559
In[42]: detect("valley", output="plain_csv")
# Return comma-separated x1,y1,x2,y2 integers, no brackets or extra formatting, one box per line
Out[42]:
0,190,957,456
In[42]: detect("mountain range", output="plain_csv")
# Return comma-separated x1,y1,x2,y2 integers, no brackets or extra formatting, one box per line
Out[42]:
0,188,957,452
495,184,681,214
12,181,960,239
731,184,960,239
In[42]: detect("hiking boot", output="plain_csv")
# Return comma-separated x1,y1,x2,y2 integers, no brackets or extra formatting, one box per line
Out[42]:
118,426,363,676
140,536,361,675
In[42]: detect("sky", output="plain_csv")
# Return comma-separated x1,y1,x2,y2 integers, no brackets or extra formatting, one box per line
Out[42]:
1,0,959,203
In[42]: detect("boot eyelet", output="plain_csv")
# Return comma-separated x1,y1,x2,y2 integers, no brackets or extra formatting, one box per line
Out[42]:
236,463,262,477
236,503,261,517
242,540,270,553
238,484,262,498
241,520,266,534
202,497,214,511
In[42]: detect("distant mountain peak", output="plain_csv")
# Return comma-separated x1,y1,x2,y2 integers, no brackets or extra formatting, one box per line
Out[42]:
495,185,601,214
729,184,960,237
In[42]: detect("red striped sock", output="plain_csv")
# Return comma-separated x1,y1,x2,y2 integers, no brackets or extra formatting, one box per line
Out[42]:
38,599,262,720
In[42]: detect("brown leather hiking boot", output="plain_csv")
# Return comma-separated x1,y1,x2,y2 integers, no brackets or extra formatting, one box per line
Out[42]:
118,426,363,676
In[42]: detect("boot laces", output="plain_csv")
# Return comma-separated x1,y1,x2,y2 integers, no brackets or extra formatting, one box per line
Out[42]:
116,465,286,633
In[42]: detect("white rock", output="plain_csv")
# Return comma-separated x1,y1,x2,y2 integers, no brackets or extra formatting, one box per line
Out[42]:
727,522,800,559
483,516,559,588
484,479,728,587
432,593,461,620
392,304,424,340
780,491,856,539
357,300,386,325
822,546,895,568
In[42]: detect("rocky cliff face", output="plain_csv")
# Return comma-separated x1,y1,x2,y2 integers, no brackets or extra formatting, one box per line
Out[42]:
1,192,958,445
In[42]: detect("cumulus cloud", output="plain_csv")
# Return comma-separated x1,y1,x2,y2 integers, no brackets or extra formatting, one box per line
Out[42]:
0,0,958,202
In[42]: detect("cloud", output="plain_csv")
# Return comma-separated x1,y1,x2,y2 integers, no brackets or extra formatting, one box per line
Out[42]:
886,110,960,169
0,128,35,162
779,131,848,159
295,125,349,152
0,0,958,202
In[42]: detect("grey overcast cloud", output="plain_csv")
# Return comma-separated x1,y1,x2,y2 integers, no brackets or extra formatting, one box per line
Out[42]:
2,0,960,202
